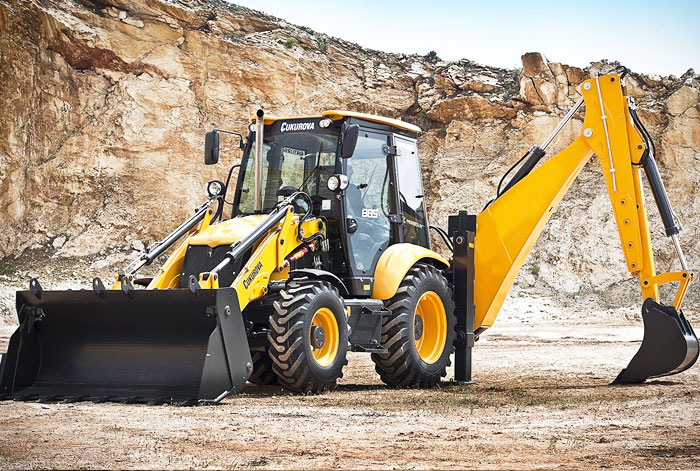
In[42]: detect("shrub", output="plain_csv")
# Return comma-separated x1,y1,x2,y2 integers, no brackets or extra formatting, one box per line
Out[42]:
424,50,440,63
285,37,298,49
316,35,328,53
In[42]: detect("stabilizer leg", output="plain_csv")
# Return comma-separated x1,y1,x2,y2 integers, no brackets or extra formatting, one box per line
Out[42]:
449,211,476,384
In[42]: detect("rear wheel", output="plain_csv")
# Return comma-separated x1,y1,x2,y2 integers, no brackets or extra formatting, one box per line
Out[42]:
372,263,456,387
268,280,348,393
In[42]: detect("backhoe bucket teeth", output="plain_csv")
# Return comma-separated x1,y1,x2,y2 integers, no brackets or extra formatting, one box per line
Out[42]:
613,298,699,384
0,288,252,404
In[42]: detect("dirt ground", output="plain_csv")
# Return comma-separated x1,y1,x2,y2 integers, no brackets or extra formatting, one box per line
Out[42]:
1,283,698,470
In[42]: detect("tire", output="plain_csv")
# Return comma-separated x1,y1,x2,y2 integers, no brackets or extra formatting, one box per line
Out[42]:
371,263,456,388
248,347,278,386
268,280,348,393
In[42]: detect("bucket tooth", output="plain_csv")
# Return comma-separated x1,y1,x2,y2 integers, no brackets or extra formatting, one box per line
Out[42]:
614,298,699,384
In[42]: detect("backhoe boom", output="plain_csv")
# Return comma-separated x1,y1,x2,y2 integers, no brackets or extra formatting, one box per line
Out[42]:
473,72,698,382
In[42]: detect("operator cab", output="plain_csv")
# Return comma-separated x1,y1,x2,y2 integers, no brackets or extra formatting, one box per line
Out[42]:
231,111,429,297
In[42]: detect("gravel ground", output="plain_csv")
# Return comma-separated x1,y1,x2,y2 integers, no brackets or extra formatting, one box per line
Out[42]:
1,285,698,469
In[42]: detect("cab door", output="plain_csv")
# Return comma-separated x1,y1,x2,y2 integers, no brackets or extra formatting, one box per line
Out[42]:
342,129,394,295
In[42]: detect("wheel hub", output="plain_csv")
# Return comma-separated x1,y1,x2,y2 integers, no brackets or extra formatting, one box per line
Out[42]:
311,325,326,349
414,291,447,364
414,314,424,340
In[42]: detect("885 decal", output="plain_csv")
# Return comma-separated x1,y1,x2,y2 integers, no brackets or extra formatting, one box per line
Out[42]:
361,208,379,219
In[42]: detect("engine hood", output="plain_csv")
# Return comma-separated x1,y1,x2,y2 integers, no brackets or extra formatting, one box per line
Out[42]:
188,214,267,247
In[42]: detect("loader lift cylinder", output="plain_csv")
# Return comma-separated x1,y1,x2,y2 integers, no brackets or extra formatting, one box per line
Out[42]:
449,211,477,383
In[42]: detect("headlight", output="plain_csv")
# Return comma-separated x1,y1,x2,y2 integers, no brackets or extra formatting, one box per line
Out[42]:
207,180,225,198
319,118,332,128
249,123,256,132
327,174,349,192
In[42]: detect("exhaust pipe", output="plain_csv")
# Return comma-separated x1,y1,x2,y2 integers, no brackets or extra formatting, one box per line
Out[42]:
254,109,264,213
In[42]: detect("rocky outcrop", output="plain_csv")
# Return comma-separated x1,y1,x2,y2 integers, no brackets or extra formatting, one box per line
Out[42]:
0,0,698,306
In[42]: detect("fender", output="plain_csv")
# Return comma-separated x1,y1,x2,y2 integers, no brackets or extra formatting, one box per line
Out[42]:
372,243,449,300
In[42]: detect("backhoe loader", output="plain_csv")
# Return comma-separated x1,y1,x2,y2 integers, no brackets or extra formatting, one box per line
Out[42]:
0,68,697,404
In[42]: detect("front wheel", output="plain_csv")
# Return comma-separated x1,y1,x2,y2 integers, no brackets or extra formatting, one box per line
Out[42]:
248,345,278,386
268,280,348,393
372,263,456,388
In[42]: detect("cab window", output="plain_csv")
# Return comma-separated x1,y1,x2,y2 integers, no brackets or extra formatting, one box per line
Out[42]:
395,136,429,248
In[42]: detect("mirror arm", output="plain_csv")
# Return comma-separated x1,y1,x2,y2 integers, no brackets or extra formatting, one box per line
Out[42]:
215,129,245,149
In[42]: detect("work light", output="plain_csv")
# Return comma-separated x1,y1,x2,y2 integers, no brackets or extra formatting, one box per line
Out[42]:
327,174,349,192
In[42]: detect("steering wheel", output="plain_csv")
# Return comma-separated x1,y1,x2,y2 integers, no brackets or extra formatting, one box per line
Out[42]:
277,186,299,198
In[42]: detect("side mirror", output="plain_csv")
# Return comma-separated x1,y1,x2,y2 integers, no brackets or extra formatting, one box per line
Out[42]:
340,124,360,158
204,130,220,165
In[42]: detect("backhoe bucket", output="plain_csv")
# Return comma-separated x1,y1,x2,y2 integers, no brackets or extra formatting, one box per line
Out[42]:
614,298,699,384
0,288,252,404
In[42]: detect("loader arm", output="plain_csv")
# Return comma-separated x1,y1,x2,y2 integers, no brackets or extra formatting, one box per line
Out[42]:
196,203,326,311
112,193,325,302
474,72,697,381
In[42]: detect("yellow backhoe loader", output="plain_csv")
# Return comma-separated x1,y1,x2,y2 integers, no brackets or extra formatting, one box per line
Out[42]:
0,68,697,404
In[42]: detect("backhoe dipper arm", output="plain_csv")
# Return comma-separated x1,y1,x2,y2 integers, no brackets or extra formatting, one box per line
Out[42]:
474,72,694,332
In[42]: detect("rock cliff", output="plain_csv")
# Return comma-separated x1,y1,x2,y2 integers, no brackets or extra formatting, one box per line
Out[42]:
1,0,698,306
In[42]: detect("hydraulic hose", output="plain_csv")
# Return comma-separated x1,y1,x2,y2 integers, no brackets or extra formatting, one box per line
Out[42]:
211,192,313,275
627,98,680,237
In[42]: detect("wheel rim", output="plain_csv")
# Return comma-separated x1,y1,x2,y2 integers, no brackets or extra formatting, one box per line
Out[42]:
414,291,447,364
310,307,339,367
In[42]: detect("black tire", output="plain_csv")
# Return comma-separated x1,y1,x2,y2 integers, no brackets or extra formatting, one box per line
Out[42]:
248,347,278,386
268,280,348,393
371,263,456,388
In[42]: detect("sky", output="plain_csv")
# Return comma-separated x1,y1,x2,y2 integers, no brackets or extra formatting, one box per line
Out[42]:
230,0,700,76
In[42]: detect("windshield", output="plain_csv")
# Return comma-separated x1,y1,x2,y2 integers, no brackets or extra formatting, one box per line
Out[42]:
237,119,340,215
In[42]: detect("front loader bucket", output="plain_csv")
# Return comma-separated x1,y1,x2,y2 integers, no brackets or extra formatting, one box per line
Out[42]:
614,298,699,384
0,287,252,404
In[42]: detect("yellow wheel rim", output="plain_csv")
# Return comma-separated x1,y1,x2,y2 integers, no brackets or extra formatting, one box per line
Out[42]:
414,291,447,364
310,307,339,367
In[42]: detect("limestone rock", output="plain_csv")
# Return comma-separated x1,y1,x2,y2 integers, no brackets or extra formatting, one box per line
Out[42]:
1,0,699,309
519,52,584,107
52,236,66,249
427,95,517,124
667,85,700,116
